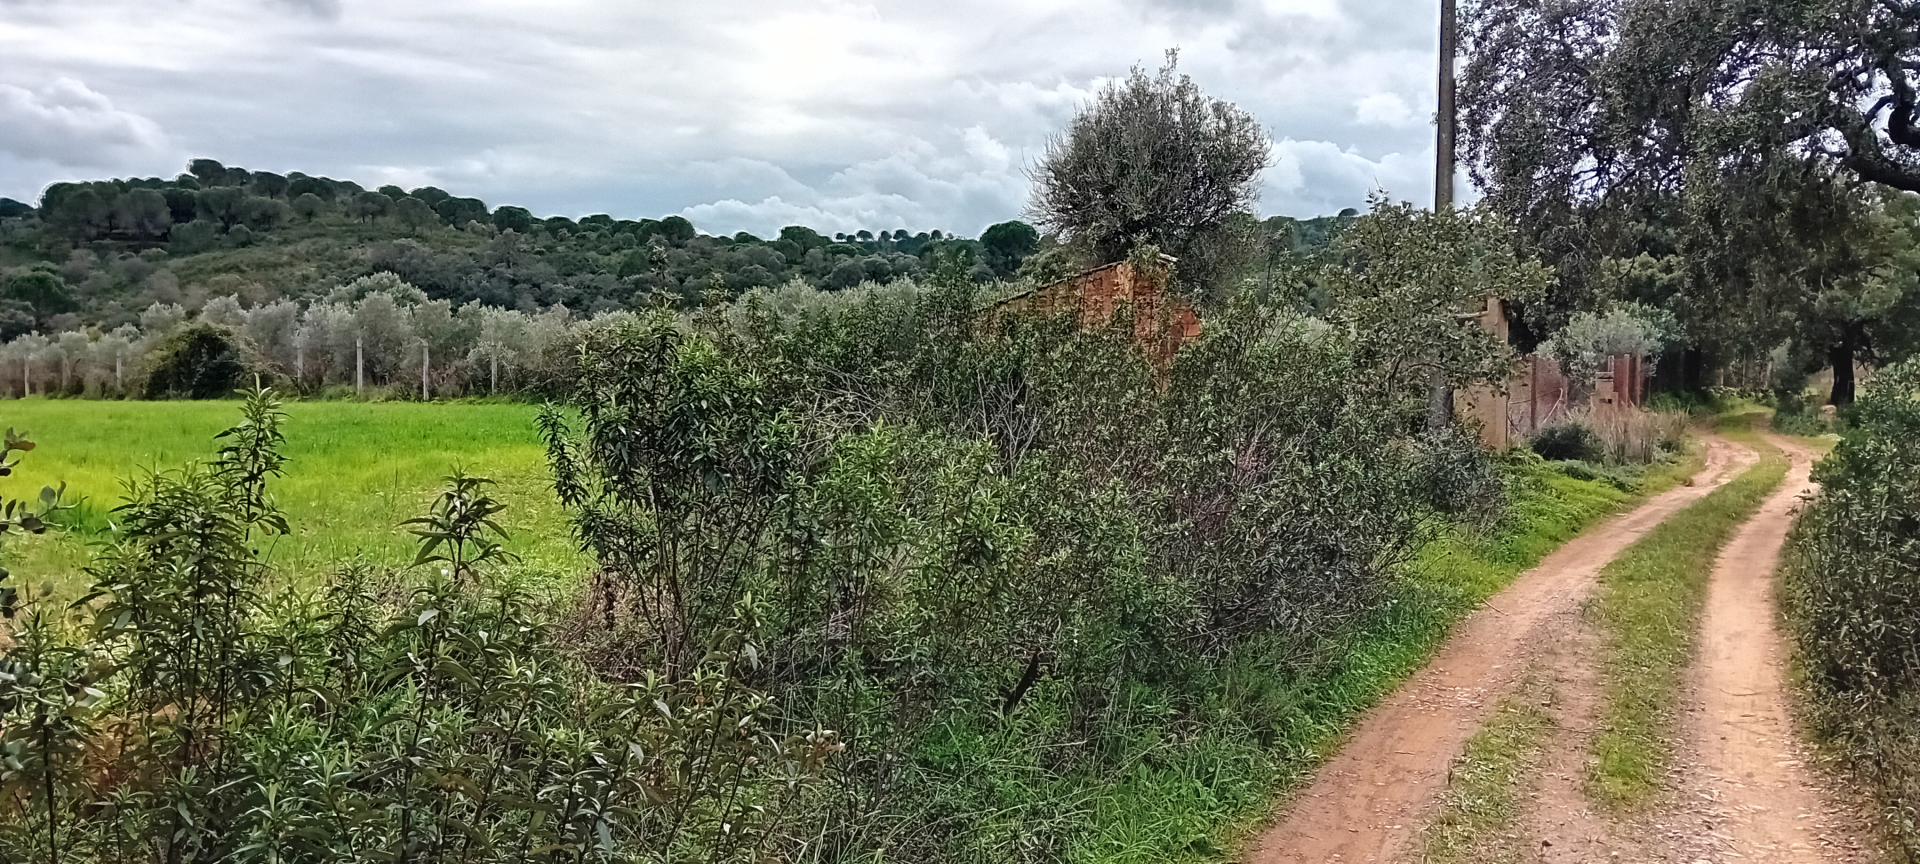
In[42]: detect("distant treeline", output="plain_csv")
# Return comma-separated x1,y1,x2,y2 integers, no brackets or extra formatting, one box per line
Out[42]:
0,160,1355,397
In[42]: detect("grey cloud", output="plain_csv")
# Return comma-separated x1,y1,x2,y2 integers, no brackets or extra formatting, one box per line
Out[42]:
0,0,1449,232
0,78,169,169
265,0,341,19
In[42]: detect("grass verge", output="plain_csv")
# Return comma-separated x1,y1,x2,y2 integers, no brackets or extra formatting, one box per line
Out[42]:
1586,430,1786,810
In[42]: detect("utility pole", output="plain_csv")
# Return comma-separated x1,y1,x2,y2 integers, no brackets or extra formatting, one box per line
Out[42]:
1428,0,1460,432
1436,0,1457,209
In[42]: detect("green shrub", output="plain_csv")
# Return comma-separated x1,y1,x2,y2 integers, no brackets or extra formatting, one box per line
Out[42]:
1783,361,1920,857
1530,421,1601,462
1770,408,1833,436
137,323,257,399
0,391,839,862
535,270,1511,860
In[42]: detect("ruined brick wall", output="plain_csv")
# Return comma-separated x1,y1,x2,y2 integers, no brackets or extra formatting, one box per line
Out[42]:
991,258,1200,365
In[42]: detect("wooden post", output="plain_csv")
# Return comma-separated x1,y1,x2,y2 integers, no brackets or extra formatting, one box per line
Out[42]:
421,342,430,401
1428,0,1462,432
490,351,498,394
355,336,364,395
1436,0,1457,209
1529,355,1539,433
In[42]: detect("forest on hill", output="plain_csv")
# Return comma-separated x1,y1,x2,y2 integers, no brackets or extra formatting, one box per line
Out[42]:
0,158,1350,398
0,159,1356,331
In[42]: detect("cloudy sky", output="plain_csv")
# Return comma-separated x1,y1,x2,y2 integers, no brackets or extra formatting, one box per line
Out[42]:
0,0,1445,237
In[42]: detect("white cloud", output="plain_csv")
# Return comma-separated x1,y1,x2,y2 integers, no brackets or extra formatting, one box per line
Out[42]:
0,78,168,168
1265,138,1435,215
0,0,1450,230
1355,92,1420,129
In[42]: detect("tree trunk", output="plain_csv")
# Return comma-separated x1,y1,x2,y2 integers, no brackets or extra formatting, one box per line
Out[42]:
421,342,430,401
1829,339,1856,406
115,355,123,393
295,342,304,385
1426,368,1454,431
355,336,364,395
490,352,498,394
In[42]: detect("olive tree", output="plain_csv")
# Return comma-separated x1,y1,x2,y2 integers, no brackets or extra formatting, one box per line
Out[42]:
1028,52,1269,292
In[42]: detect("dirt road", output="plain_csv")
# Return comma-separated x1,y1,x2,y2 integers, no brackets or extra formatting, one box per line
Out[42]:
1246,438,1756,864
1656,434,1873,863
1245,433,1882,863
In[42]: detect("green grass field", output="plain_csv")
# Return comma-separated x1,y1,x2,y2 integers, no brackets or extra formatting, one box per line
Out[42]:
0,398,587,597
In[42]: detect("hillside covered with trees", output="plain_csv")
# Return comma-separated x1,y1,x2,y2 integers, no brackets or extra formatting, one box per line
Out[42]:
0,157,1350,399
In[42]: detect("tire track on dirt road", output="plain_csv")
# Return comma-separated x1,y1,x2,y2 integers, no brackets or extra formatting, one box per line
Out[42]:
1245,437,1757,864
1651,433,1876,864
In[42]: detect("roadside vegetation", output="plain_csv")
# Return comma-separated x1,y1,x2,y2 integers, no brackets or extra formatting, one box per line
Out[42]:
0,385,1689,864
6,0,1920,855
1587,426,1787,810
0,174,1664,860
1783,361,1920,860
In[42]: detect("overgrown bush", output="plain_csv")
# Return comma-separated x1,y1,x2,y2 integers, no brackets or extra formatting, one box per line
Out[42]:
0,390,839,863
1530,410,1685,466
3,201,1541,862
539,258,1518,860
137,323,260,399
1770,389,1835,436
1583,408,1688,464
1531,421,1602,462
1771,409,1834,436
1783,361,1920,858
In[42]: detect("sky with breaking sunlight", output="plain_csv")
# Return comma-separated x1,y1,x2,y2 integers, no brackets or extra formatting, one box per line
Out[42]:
0,0,1448,236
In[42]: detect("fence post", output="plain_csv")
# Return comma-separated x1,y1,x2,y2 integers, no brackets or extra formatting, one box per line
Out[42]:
1529,355,1539,433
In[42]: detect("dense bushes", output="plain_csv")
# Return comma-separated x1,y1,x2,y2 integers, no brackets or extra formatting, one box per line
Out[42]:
1531,422,1602,462
137,323,257,398
1,204,1545,861
0,391,840,862
1783,361,1920,857
534,260,1515,859
1529,410,1686,466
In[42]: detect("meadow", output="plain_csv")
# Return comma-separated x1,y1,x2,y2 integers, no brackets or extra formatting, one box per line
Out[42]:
0,398,586,597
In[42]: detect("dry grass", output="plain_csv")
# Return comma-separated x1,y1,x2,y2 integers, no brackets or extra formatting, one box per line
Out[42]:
1578,407,1690,465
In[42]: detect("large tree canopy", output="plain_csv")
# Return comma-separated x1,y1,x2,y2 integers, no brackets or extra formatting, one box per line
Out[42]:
1460,0,1920,402
1028,52,1269,292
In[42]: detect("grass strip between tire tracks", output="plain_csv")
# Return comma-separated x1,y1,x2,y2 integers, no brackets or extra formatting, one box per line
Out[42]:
1420,673,1557,864
1587,425,1786,811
